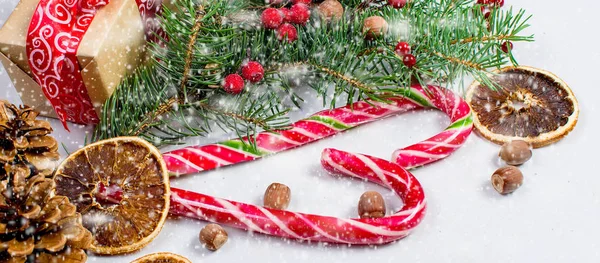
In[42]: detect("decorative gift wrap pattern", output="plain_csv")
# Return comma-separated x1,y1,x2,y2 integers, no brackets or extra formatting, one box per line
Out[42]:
0,0,161,126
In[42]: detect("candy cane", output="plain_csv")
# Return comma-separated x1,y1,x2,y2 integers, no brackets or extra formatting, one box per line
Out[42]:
164,85,473,175
100,148,426,244
96,85,470,245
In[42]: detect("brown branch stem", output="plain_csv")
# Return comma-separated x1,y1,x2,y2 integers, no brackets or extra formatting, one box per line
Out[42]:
180,6,207,100
270,61,403,98
197,102,268,128
450,34,511,44
428,50,485,71
304,62,377,93
132,6,207,137
133,97,183,136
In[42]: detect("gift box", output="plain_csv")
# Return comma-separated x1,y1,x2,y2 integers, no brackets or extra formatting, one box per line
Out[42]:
0,0,152,124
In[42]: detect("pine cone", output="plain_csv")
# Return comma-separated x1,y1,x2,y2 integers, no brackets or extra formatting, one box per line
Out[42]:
0,102,91,262
0,163,92,262
0,101,59,179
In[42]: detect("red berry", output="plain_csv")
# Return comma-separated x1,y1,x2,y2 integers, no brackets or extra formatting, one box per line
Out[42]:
223,74,245,94
501,41,513,53
479,5,492,19
387,0,407,8
241,61,265,83
289,4,311,25
262,8,284,29
476,0,490,4
292,0,312,4
402,54,417,68
394,41,411,56
280,8,292,23
277,23,298,43
489,0,504,7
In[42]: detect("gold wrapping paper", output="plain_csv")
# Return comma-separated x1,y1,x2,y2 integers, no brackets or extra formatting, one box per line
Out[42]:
0,0,146,119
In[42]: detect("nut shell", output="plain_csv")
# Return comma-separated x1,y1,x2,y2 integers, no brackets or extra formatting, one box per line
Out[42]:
318,0,344,21
199,224,228,251
363,16,388,39
358,191,386,218
499,140,532,165
491,166,523,195
263,183,291,209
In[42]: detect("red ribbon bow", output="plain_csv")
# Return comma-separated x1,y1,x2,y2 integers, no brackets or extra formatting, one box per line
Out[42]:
25,0,163,130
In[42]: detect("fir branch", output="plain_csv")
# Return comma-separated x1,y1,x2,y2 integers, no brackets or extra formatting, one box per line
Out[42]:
180,5,206,101
200,102,271,130
132,97,182,136
426,49,486,71
93,0,535,146
305,61,375,93
93,0,292,146
450,34,512,45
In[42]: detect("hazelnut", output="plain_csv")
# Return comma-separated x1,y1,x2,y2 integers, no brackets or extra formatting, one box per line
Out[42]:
263,183,291,209
499,140,532,165
199,224,228,251
358,191,386,218
363,16,388,40
317,0,344,21
491,166,523,195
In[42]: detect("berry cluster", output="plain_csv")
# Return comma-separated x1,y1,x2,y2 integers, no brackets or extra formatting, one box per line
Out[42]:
222,61,265,94
261,1,311,43
394,42,416,68
478,0,504,19
477,0,504,7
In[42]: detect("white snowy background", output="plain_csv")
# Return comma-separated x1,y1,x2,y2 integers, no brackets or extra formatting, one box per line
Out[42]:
1,0,599,262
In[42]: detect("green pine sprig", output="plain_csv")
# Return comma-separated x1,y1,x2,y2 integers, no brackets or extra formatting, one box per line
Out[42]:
93,0,533,147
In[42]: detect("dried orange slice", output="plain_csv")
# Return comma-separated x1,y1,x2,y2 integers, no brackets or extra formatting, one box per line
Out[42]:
130,252,192,263
466,66,579,148
53,137,170,255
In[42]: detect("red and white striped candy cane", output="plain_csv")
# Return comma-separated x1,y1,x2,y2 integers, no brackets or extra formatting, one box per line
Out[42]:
157,85,471,244
101,148,426,244
98,85,471,245
164,85,473,175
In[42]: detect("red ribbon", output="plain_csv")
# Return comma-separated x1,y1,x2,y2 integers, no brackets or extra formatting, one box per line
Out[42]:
25,0,163,130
